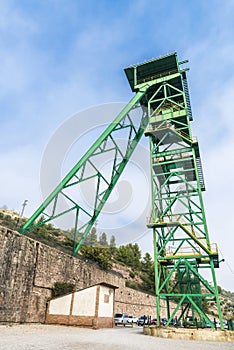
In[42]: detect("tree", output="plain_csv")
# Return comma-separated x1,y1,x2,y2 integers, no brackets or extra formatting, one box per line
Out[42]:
99,232,108,247
86,226,98,247
116,243,141,269
110,235,116,248
141,252,155,294
81,246,112,269
141,270,155,294
131,243,141,269
141,265,155,294
142,252,153,272
110,235,116,254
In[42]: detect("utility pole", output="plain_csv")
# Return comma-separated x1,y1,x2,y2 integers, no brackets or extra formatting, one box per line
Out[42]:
16,199,28,229
20,199,28,218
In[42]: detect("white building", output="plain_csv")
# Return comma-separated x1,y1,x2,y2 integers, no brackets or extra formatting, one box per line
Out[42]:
46,283,118,328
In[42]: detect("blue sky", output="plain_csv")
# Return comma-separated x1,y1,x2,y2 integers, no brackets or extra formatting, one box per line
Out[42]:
0,0,234,291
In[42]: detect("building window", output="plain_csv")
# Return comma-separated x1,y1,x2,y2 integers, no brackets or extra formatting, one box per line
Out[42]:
104,294,109,303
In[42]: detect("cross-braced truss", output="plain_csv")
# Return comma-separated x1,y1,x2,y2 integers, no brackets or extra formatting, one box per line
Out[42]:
19,90,148,254
138,53,223,328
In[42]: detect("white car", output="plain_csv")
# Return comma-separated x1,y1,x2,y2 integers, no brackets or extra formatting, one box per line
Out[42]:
127,316,138,324
114,313,128,325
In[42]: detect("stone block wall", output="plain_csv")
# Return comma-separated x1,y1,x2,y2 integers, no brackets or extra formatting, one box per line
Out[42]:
115,287,178,318
0,227,42,322
0,226,173,323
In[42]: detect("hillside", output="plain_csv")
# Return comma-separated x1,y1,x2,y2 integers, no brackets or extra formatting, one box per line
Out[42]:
0,208,233,321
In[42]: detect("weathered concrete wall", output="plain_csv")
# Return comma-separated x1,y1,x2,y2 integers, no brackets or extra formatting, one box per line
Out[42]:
0,226,168,323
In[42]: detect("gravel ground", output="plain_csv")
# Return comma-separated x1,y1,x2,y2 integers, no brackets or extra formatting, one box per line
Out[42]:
0,324,233,350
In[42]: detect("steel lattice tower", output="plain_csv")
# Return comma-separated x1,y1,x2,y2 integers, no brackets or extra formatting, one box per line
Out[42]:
19,53,223,328
125,53,223,328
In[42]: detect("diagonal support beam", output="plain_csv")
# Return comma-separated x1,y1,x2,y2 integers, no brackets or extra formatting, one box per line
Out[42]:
19,87,149,255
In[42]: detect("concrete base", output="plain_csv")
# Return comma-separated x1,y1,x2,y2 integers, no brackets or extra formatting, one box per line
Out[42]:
143,326,234,342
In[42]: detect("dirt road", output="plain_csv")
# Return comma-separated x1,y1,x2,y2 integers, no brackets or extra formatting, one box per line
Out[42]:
0,324,233,350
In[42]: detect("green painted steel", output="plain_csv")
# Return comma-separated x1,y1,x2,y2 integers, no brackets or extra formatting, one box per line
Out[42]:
19,52,223,328
19,88,149,255
135,52,223,329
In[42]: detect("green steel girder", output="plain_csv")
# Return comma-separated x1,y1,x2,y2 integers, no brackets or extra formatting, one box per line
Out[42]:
19,88,149,254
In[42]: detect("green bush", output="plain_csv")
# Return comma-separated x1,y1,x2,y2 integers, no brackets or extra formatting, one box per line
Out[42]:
129,270,136,278
51,282,75,298
81,246,112,270
126,280,139,290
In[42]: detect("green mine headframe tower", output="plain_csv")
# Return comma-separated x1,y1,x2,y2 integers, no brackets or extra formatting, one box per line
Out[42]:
19,52,223,328
125,53,223,328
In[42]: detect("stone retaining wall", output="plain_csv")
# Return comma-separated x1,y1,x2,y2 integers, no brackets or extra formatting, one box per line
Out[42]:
0,226,168,323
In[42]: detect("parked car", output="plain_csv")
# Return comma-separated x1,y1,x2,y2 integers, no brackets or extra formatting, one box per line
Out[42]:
137,315,149,326
205,320,221,329
169,318,177,326
150,318,163,326
224,321,228,329
127,316,138,324
114,313,128,325
183,317,205,328
161,318,168,326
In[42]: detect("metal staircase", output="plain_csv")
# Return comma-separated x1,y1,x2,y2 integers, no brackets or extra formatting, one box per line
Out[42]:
182,71,193,121
196,156,206,191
